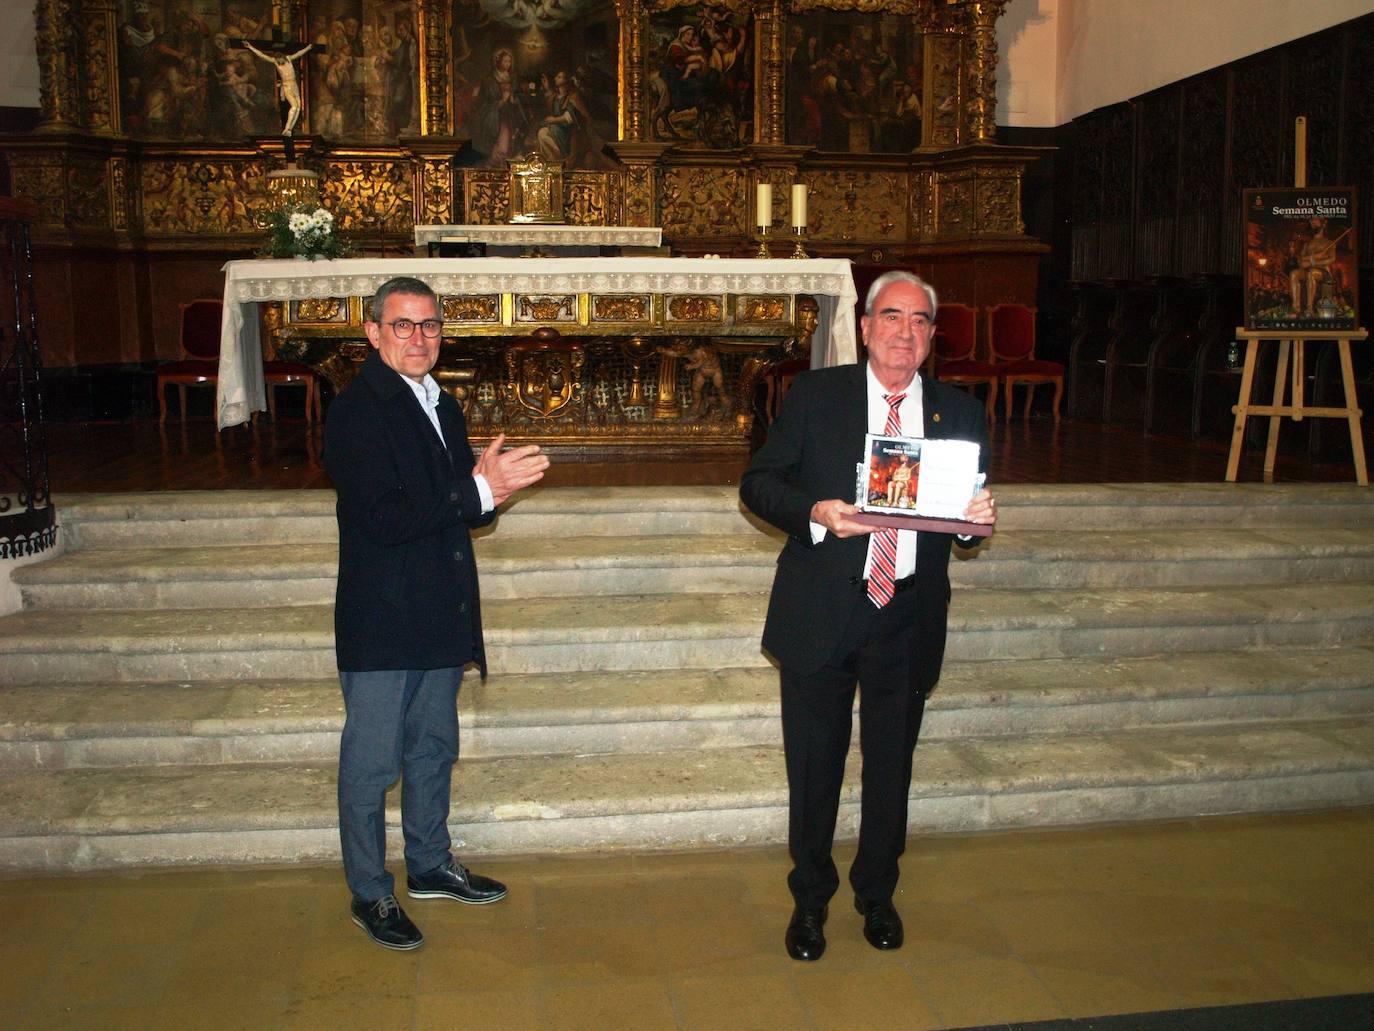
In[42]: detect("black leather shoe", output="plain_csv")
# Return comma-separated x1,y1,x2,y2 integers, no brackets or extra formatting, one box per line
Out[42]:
855,896,903,950
785,905,828,961
407,858,508,905
351,894,423,950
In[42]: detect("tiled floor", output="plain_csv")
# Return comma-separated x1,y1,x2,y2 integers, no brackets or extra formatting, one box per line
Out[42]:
5,808,1372,1030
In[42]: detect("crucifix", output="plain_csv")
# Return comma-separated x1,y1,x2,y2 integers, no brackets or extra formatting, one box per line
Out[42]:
230,1,325,160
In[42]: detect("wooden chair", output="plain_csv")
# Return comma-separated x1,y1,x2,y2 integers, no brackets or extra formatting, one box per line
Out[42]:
264,357,322,422
932,302,997,418
157,299,223,422
988,302,1063,422
159,299,320,423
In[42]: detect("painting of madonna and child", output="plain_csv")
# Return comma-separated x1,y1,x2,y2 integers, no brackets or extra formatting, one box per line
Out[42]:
452,0,620,169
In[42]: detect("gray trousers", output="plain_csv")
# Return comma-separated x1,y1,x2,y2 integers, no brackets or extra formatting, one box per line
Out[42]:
337,667,462,902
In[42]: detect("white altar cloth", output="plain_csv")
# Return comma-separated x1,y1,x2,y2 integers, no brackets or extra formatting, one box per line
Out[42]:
413,224,664,251
216,256,858,429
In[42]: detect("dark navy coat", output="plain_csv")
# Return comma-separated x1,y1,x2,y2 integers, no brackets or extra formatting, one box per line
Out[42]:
324,349,494,674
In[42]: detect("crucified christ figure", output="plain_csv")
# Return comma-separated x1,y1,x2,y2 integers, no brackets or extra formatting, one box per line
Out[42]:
243,40,314,136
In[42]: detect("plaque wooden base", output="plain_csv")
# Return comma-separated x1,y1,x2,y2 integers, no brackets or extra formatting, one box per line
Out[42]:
852,512,994,537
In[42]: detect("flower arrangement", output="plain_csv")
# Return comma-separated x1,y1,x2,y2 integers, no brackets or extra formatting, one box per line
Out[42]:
259,204,351,260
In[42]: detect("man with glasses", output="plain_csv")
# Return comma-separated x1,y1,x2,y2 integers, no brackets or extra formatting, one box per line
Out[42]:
325,276,549,949
741,270,996,961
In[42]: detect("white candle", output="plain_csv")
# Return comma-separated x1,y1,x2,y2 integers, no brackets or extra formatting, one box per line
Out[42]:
791,184,807,229
756,183,772,229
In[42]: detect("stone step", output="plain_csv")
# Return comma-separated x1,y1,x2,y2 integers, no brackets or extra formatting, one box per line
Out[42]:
14,535,783,608
3,581,1373,682
3,715,1370,871
53,483,1374,551
18,527,1374,609
3,645,1372,771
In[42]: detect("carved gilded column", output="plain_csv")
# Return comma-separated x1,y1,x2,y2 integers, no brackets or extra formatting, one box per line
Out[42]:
78,0,121,134
617,0,645,142
417,0,452,135
965,0,1007,143
755,0,785,145
35,0,81,131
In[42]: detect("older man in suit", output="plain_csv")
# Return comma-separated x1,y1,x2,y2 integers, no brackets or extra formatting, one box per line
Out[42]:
740,270,996,961
324,276,548,950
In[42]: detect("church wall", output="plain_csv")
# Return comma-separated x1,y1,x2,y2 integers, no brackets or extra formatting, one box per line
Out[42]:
1053,10,1374,459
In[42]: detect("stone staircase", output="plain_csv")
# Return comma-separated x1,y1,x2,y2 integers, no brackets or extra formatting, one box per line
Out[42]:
2,483,1373,872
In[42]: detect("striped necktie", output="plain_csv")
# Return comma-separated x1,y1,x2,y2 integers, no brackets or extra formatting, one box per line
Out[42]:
868,392,906,608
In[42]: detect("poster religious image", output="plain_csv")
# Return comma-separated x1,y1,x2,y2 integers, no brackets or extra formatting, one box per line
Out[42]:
1243,188,1359,332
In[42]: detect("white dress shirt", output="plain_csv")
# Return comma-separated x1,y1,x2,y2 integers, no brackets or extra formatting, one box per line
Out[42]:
398,370,495,514
809,364,920,580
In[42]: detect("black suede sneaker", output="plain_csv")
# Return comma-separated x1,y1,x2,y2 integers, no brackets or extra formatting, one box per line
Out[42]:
350,894,423,950
407,859,508,905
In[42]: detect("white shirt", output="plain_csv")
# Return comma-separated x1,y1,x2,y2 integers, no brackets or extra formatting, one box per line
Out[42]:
398,370,495,514
810,364,920,580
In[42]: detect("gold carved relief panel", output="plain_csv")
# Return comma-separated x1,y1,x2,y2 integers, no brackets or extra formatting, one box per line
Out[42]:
660,166,747,239
324,161,413,232
805,169,906,243
140,159,263,235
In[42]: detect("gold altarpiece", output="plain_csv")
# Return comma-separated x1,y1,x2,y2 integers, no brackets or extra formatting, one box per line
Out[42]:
5,0,1045,387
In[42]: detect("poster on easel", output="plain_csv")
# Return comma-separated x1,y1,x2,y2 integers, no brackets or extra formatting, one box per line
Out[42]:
1243,187,1359,332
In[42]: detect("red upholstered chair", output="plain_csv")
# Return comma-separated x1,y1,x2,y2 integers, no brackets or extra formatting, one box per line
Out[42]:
158,299,223,422
988,302,1063,422
264,356,322,422
932,302,997,418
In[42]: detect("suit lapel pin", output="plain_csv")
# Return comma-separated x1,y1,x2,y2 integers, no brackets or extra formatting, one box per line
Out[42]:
933,412,941,423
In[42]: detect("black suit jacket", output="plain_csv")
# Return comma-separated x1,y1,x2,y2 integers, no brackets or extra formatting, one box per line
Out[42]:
739,363,988,691
324,349,494,674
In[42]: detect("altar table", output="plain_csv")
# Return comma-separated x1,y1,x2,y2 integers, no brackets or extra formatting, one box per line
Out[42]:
216,257,858,431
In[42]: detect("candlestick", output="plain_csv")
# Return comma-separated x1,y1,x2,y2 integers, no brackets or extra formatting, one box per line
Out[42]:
790,184,807,229
790,226,808,259
756,183,772,230
756,225,772,260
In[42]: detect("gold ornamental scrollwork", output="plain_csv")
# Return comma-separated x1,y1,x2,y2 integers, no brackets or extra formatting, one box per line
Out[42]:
503,345,586,419
463,170,509,225
936,173,974,235
661,166,747,238
738,296,788,323
808,170,906,242
294,298,345,322
140,159,262,234
442,296,501,322
418,158,454,225
35,0,80,130
516,295,577,322
565,174,611,226
325,161,413,232
78,0,119,134
667,296,723,322
592,295,651,322
965,0,1008,143
975,173,1022,234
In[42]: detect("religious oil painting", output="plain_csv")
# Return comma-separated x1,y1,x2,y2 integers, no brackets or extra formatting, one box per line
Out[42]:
647,4,753,149
115,0,420,143
307,0,422,142
451,0,620,170
784,10,928,153
1243,188,1359,332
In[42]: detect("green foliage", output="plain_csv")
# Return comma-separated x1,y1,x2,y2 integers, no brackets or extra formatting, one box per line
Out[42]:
258,204,352,260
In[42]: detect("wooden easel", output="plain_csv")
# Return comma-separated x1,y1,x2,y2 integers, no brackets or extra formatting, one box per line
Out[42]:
1226,117,1368,485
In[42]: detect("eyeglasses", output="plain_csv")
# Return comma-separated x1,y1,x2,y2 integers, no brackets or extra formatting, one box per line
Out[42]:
382,318,443,339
